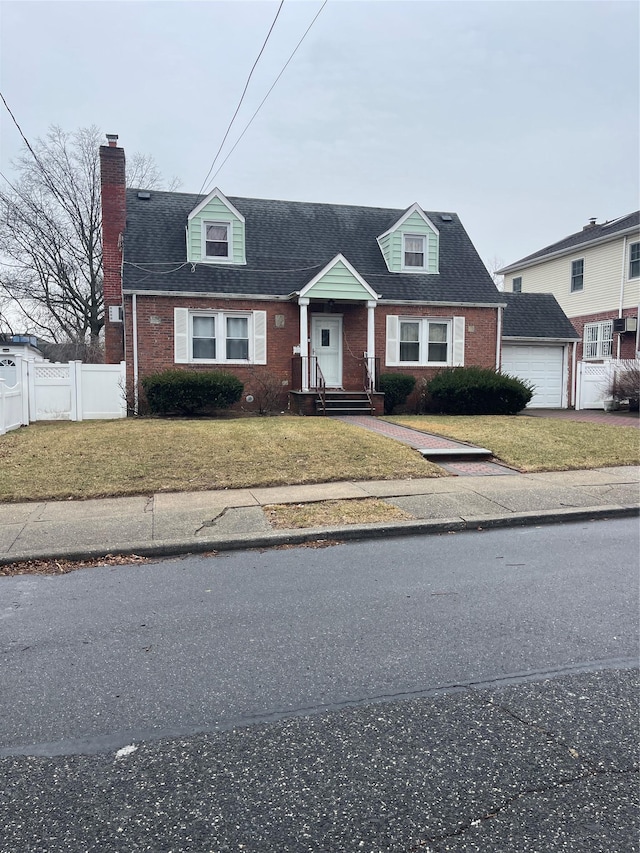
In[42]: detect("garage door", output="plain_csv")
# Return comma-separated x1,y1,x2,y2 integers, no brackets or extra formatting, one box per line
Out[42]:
501,345,564,408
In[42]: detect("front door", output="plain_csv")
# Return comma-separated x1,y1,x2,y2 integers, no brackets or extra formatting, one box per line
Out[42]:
311,315,343,387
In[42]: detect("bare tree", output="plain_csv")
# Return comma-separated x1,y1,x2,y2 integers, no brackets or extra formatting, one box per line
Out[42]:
485,255,506,291
0,125,178,361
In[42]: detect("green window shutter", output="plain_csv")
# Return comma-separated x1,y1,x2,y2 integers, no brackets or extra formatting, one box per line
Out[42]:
452,316,465,366
386,315,399,365
174,308,189,363
253,310,267,364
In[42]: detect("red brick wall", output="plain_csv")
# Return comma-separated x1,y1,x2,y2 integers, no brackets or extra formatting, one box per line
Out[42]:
124,295,499,412
100,143,126,363
570,307,638,361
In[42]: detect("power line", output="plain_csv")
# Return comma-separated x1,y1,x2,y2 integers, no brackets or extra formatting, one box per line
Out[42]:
204,0,328,193
0,91,45,173
197,0,285,197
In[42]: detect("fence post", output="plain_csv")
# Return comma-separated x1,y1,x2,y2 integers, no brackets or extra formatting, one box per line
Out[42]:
119,361,127,417
27,362,37,423
0,378,5,436
73,361,83,422
19,357,29,425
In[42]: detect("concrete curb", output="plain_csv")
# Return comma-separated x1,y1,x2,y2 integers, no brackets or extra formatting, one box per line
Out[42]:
1,504,637,567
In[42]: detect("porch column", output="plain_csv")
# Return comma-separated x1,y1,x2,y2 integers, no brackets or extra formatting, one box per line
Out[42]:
299,297,310,392
366,300,376,388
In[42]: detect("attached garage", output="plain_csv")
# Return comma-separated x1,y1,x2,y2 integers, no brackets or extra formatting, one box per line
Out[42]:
501,344,565,408
500,293,579,409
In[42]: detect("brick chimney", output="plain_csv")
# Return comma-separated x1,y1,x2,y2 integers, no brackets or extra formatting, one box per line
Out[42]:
100,134,126,363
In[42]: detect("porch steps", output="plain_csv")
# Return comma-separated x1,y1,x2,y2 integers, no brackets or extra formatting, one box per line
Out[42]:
316,391,375,416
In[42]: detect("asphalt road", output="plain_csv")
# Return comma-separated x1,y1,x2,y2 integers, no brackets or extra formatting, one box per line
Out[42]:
1,518,638,851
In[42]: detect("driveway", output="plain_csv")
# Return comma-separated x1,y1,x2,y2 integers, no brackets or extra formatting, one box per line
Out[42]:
522,408,639,428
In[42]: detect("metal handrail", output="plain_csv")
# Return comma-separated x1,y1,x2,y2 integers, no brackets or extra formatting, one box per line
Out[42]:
312,357,327,415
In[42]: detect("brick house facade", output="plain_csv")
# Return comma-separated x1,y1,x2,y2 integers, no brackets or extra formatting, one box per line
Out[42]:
101,136,574,413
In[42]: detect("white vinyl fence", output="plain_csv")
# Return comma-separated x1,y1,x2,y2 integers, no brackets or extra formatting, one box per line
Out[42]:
576,359,639,410
0,357,126,434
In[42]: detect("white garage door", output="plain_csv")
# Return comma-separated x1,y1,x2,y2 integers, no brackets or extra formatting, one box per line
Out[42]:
502,345,564,408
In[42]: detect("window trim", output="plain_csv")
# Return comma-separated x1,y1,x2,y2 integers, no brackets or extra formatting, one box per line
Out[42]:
583,319,613,360
202,220,232,263
401,233,427,271
512,276,522,293
190,310,252,364
570,258,584,292
392,316,452,366
629,241,640,279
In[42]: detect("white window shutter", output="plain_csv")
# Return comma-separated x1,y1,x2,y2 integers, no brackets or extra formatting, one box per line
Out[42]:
253,310,267,364
452,316,465,366
386,315,399,365
174,308,189,363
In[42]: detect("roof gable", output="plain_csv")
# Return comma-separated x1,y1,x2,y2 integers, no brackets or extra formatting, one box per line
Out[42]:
377,203,440,240
299,254,379,301
187,187,245,223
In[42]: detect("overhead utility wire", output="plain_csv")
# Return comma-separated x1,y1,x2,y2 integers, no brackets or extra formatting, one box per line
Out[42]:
197,0,285,197
204,0,328,193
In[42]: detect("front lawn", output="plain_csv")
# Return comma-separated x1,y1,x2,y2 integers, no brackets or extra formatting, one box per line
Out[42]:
0,418,437,502
387,415,640,472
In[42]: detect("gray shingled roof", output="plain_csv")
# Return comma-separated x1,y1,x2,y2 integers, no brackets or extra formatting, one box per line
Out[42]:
499,211,640,273
502,293,579,340
122,190,501,304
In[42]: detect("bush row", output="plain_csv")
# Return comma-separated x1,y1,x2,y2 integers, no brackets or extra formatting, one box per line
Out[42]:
379,367,533,415
141,370,243,416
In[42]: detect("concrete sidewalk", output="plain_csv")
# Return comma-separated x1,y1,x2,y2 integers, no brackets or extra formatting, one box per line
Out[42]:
1,466,638,565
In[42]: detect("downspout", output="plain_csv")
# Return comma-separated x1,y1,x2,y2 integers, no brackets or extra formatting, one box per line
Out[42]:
617,235,627,359
495,306,503,369
132,293,139,414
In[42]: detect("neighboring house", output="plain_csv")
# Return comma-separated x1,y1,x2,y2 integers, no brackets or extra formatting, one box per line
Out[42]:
0,334,46,387
498,213,640,365
501,294,579,408
99,136,577,412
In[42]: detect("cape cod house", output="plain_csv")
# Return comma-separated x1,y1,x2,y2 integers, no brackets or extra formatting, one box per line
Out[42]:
100,135,576,413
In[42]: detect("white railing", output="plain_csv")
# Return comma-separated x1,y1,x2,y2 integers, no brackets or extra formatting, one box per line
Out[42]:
576,359,639,410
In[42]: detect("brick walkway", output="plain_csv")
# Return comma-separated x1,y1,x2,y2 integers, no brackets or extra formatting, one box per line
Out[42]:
337,416,517,476
338,415,468,449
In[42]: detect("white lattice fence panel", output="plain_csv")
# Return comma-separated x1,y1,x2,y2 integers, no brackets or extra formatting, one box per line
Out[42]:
32,363,72,420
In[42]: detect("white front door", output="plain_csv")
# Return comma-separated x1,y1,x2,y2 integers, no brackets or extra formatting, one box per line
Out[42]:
311,315,343,387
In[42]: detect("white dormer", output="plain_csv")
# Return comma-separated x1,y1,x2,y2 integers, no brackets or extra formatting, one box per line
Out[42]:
186,188,246,265
377,203,440,274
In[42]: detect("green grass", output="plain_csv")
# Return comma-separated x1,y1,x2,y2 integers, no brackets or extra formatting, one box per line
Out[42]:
388,415,640,472
0,418,438,502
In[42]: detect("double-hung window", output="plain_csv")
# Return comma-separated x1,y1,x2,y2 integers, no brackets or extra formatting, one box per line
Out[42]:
403,234,426,269
571,258,584,292
175,308,266,365
191,313,250,362
629,242,640,279
204,222,230,259
397,318,450,364
583,320,613,359
512,276,522,293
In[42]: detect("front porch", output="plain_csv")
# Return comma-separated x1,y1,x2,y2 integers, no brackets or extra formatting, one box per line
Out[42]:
289,354,383,416
286,252,385,415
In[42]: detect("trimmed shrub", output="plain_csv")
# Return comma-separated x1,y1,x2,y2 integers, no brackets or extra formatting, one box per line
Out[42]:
141,369,244,416
379,373,416,415
426,367,533,415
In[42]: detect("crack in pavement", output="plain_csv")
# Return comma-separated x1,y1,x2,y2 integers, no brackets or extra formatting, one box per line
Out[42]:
193,506,231,535
408,768,639,851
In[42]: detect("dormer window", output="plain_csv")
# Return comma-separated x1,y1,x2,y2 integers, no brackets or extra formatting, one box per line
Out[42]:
403,234,426,269
204,222,230,259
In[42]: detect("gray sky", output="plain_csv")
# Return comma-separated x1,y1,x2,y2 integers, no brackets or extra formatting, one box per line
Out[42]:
1,0,638,273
